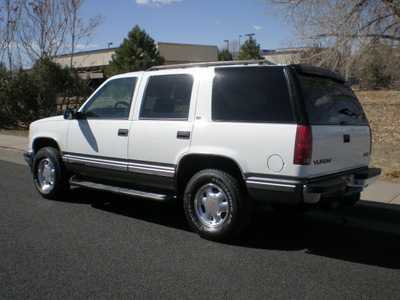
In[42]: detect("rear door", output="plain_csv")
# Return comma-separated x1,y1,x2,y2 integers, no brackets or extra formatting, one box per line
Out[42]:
127,70,197,190
297,72,371,177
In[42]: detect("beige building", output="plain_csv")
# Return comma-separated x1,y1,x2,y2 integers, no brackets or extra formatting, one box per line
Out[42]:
54,42,218,81
157,43,218,65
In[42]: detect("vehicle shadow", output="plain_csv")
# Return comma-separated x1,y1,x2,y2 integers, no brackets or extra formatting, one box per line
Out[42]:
234,204,400,269
64,187,191,232
62,187,400,269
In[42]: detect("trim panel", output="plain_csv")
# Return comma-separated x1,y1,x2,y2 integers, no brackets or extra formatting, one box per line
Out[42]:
128,162,175,178
246,180,296,193
62,152,176,178
63,154,127,171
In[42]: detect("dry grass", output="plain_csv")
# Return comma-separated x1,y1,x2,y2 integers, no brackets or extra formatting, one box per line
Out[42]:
356,90,400,183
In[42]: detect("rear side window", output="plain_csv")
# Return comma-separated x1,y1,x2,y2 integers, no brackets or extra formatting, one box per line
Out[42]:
140,74,193,120
212,67,294,123
298,75,368,125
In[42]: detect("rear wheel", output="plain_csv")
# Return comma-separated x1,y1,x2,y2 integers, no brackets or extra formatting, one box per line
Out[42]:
183,169,251,241
33,147,69,199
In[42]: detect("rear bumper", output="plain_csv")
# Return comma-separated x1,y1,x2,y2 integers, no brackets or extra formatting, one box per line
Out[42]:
305,168,381,192
246,167,381,204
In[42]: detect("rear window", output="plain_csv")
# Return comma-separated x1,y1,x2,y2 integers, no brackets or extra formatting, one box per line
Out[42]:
212,67,294,123
298,75,368,125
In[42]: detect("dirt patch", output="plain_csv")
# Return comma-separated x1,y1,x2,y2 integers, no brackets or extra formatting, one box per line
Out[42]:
356,90,400,183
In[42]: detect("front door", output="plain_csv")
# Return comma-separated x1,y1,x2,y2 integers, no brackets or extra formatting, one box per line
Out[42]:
64,77,138,182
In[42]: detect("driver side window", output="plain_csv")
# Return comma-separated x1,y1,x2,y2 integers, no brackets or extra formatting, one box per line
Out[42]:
83,77,137,119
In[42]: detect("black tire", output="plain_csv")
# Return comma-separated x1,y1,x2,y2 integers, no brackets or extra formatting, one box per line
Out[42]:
32,147,69,199
183,169,251,241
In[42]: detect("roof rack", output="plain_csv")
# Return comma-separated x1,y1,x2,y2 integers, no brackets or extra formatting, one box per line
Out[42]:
147,60,276,71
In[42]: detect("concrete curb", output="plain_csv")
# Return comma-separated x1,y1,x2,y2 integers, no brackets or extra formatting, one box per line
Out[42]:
0,134,28,152
361,180,400,206
357,199,400,212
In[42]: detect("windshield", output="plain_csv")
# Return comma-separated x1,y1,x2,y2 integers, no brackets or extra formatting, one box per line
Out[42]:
298,75,368,125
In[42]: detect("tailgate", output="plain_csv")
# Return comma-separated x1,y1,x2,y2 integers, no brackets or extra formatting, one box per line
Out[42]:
309,125,371,177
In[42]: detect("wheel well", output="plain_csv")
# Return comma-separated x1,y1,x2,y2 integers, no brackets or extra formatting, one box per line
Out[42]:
32,138,60,154
176,154,245,194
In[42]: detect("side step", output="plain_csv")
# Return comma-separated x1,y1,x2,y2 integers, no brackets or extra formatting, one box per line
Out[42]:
70,177,175,201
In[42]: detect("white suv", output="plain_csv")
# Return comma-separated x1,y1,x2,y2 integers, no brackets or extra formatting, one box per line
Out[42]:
24,61,381,241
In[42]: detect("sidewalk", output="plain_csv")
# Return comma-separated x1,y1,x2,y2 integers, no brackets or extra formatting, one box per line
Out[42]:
0,133,29,152
1,133,400,207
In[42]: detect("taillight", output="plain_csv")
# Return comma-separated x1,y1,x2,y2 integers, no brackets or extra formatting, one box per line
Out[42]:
294,125,312,165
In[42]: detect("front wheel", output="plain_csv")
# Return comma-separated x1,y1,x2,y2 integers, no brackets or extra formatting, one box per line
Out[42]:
33,147,69,199
183,169,251,241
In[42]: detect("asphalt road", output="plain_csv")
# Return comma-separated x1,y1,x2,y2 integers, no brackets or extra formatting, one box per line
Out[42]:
1,159,400,299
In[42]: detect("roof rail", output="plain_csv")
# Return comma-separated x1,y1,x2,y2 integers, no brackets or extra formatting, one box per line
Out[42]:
147,60,276,71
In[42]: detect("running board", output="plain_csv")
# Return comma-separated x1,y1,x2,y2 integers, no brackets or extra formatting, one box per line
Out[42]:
70,177,175,201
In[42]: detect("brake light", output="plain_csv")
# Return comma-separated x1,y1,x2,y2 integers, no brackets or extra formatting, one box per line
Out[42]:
294,125,312,165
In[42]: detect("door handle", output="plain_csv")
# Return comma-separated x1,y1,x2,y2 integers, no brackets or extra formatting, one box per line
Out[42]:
343,134,350,143
177,131,190,140
118,129,129,137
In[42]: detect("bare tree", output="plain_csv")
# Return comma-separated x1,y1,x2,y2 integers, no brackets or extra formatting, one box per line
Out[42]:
18,0,69,64
265,0,399,43
14,0,102,68
0,0,25,75
230,40,239,53
63,0,103,68
264,0,400,79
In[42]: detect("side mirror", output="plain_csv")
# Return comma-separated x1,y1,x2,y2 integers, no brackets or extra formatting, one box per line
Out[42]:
64,108,83,120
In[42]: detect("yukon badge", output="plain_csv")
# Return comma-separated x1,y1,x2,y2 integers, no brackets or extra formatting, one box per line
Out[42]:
313,158,332,165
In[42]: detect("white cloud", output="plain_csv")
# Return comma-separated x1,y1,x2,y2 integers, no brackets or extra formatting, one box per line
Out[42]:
136,0,183,5
253,25,262,31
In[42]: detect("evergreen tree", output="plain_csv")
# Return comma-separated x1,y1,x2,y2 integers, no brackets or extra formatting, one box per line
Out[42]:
105,25,165,77
0,59,89,128
219,49,233,61
238,36,262,60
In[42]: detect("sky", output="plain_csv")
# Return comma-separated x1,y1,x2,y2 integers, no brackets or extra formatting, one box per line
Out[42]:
78,0,295,53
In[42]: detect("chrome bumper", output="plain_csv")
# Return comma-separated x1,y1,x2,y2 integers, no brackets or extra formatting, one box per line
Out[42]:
246,168,382,205
302,168,382,203
23,149,34,171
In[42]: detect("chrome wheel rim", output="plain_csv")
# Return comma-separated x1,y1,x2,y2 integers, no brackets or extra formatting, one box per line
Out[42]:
37,158,55,193
194,183,229,228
